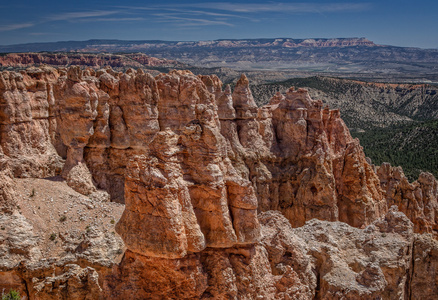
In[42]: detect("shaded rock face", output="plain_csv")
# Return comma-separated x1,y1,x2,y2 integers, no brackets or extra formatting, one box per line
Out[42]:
107,212,316,300
411,234,438,299
377,162,438,237
292,206,415,299
106,208,434,299
1,67,438,299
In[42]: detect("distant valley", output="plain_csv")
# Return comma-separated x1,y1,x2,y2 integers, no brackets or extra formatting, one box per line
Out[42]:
2,37,438,82
250,76,438,129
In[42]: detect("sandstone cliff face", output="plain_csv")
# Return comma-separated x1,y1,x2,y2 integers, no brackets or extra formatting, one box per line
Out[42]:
107,207,424,300
1,66,438,299
219,76,386,229
1,67,387,249
0,67,63,178
377,162,438,237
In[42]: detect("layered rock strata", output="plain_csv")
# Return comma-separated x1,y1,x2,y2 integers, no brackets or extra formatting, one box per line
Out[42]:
377,163,438,237
1,67,388,253
0,53,180,69
1,66,438,298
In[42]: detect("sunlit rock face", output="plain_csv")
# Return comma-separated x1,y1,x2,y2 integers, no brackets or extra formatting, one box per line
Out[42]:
2,66,438,299
0,67,388,258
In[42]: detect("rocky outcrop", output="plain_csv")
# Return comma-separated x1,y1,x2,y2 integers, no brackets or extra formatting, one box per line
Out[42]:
0,171,17,213
377,162,438,237
0,53,181,69
116,71,260,257
107,208,434,299
410,233,438,299
30,264,102,300
108,211,315,299
0,67,63,178
0,176,124,300
1,67,387,248
221,77,386,229
292,206,415,299
1,66,438,298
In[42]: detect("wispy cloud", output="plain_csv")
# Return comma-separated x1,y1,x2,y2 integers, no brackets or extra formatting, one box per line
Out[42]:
153,14,234,27
162,8,252,19
187,2,372,13
75,17,145,23
0,23,34,32
46,10,119,21
117,5,254,26
0,9,135,33
29,32,51,36
115,2,371,27
118,6,249,18
0,2,372,34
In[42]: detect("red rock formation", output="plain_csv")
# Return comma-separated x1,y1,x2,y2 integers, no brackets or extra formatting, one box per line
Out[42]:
219,77,386,229
0,66,389,230
0,67,63,178
117,71,260,258
1,66,438,298
0,53,180,69
282,37,375,48
377,162,438,237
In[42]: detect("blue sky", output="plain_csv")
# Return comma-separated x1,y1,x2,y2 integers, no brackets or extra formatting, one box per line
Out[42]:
0,0,437,48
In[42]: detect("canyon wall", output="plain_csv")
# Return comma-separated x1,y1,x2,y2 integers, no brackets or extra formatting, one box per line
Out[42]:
1,66,437,299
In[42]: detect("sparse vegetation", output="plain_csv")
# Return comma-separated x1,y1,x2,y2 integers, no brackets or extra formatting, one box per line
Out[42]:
49,233,57,241
110,219,115,224
1,289,21,300
59,215,67,222
29,188,35,198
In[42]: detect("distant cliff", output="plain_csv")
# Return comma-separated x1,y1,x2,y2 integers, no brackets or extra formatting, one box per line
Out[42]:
0,37,377,53
2,38,438,80
0,52,183,69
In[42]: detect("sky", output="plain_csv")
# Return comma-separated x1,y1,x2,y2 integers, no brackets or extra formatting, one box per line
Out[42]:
0,0,437,48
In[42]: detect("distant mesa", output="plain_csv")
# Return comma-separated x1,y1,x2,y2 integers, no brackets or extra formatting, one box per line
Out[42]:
3,37,436,78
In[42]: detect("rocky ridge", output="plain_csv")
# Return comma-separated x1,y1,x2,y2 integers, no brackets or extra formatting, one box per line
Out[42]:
0,53,182,70
250,76,438,130
2,38,438,81
0,66,437,298
0,38,377,53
